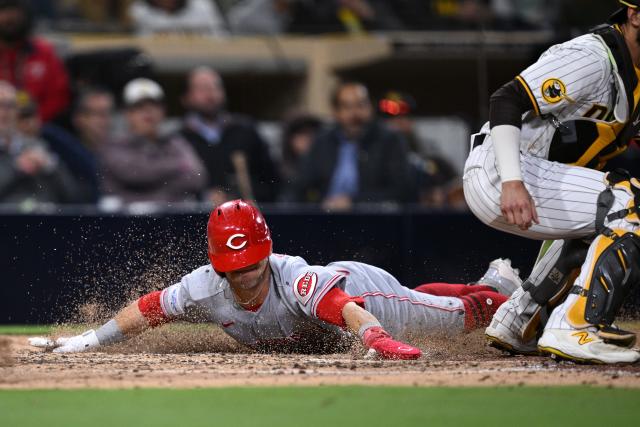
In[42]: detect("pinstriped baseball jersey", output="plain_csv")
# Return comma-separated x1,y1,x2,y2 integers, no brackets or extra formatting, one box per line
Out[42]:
159,254,465,351
516,33,616,159
463,28,639,241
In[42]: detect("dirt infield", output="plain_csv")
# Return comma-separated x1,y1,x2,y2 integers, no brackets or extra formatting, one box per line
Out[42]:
2,324,640,389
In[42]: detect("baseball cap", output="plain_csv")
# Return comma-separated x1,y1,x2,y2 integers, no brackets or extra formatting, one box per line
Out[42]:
609,0,640,24
123,78,164,106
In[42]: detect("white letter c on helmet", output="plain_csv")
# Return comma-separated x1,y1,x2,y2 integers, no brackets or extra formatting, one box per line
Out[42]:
226,233,248,250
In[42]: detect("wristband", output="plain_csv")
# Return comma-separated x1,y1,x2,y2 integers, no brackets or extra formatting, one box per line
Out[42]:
357,321,382,339
95,319,125,346
491,124,522,182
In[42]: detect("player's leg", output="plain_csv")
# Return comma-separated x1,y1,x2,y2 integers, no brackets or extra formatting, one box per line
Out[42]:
461,291,508,331
415,283,496,296
485,239,589,354
538,175,640,363
413,285,509,331
415,258,522,297
463,138,606,240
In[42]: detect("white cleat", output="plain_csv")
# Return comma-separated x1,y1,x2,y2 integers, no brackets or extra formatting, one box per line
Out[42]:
478,258,522,296
538,328,640,364
485,317,539,355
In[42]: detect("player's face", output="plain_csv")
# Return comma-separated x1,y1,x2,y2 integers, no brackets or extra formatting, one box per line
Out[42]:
226,257,269,291
334,85,373,139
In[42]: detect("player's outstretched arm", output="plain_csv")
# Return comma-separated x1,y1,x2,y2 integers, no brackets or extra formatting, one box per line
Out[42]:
341,302,422,360
29,291,169,353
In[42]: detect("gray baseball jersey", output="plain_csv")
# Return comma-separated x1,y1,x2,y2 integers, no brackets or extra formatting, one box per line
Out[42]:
159,254,465,352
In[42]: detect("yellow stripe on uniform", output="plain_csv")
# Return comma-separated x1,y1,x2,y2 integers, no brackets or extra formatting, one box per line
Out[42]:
515,75,541,116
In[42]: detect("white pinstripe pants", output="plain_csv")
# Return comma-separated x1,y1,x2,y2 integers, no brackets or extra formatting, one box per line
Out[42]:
462,137,631,240
463,137,639,330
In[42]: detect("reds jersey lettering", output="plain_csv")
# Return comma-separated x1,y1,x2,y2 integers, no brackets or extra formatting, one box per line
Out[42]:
294,272,318,306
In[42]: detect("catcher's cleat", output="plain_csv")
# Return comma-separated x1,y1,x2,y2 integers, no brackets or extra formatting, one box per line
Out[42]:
538,328,640,364
485,319,540,355
477,258,522,297
598,325,637,348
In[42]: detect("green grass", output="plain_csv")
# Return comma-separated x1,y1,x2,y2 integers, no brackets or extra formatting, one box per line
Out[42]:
0,325,52,335
0,386,638,427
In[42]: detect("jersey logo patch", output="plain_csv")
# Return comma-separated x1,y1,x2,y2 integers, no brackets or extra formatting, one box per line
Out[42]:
226,234,248,250
541,78,572,104
293,272,318,306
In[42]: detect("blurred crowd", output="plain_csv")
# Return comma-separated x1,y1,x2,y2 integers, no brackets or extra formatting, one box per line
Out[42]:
0,0,467,211
25,0,620,35
1,0,636,212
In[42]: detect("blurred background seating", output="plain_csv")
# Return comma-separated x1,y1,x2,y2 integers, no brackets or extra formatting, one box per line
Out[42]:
0,0,626,214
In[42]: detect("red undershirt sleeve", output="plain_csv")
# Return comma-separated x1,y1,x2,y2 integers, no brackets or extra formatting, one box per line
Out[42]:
315,287,365,327
138,291,170,327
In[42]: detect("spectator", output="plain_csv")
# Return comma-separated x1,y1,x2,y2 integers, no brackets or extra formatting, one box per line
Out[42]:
15,89,100,202
280,114,322,183
129,0,228,36
0,0,70,122
0,81,78,204
490,0,558,30
71,87,114,151
284,82,412,211
227,0,291,35
180,66,280,205
98,78,207,204
378,90,460,208
288,0,403,34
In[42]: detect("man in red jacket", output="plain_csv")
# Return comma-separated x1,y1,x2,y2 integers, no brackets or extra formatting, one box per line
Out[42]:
0,0,69,122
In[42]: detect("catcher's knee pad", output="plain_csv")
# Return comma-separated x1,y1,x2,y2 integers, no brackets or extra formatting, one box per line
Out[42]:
519,239,589,341
597,169,640,229
567,229,640,329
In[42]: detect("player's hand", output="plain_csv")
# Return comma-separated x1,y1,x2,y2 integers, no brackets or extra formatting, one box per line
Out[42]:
28,330,100,353
362,326,422,360
500,180,539,230
15,147,52,176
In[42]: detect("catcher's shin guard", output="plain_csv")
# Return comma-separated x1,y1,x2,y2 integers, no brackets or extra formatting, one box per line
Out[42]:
565,170,640,346
566,230,640,329
518,239,589,342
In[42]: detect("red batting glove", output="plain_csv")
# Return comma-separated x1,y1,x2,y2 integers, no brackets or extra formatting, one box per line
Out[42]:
362,327,422,360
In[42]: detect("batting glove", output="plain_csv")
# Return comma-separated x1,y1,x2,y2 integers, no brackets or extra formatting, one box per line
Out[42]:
28,330,100,353
362,326,422,360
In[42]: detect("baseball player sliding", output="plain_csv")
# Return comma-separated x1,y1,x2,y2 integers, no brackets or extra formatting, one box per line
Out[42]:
464,1,640,364
30,200,521,359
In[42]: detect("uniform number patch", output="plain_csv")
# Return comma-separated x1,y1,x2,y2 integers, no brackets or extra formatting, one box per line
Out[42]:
293,272,318,306
541,78,569,104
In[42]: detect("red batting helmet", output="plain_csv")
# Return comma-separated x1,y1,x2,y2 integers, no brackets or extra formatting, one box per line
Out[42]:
207,200,272,272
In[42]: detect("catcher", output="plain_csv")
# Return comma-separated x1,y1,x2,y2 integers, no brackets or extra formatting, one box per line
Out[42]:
30,200,521,359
